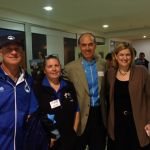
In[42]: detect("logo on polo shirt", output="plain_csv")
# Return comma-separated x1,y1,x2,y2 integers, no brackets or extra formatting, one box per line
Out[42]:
64,92,73,102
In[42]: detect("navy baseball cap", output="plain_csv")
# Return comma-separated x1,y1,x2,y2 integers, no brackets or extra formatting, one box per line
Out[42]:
0,35,24,48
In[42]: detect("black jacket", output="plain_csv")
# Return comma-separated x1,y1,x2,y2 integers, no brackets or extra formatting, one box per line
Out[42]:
34,77,79,150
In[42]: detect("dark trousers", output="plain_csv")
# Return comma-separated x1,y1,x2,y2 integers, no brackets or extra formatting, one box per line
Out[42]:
107,138,150,150
50,131,78,150
78,107,106,150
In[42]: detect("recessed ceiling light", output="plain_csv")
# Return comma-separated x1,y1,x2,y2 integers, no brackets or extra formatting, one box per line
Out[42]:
43,6,53,11
102,24,109,28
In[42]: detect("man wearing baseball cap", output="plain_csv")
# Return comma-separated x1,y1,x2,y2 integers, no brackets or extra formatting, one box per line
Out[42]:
0,35,38,150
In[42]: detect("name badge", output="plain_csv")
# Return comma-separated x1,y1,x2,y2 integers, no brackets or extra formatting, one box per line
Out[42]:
98,71,104,77
50,99,61,109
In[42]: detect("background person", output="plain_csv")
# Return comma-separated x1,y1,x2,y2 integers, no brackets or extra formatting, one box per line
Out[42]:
63,33,106,150
105,52,113,69
135,52,149,69
106,42,150,150
31,55,79,150
0,35,38,150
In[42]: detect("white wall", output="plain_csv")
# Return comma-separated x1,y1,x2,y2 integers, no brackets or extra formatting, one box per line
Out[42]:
31,26,77,67
0,8,104,70
0,8,96,36
0,20,76,71
132,39,150,71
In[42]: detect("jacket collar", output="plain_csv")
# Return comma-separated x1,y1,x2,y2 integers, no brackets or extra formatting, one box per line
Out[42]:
0,65,26,85
42,76,67,90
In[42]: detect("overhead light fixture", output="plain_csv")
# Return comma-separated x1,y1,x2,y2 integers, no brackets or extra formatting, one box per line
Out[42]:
143,35,147,38
43,6,53,11
102,24,109,28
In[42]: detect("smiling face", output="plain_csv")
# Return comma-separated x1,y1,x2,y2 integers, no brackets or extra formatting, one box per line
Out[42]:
112,42,135,69
44,58,61,81
0,44,23,67
79,33,96,61
115,48,132,69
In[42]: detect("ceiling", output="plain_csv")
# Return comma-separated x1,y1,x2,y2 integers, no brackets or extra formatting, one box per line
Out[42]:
0,0,150,40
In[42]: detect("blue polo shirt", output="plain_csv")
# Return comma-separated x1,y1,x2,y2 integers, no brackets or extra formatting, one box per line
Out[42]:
42,76,80,111
82,59,100,107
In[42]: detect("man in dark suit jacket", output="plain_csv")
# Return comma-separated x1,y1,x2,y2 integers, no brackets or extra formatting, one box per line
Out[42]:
63,33,106,150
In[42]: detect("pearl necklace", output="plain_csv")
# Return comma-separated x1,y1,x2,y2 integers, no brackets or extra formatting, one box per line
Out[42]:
118,68,129,76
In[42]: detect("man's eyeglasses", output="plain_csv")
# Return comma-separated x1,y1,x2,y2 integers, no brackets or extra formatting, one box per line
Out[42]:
3,47,23,53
